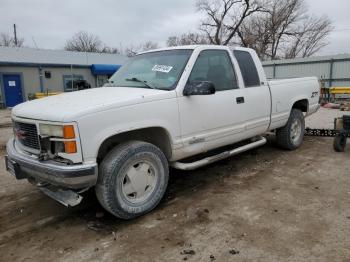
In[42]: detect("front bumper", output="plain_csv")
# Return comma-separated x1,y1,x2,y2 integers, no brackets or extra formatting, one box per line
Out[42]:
5,138,98,189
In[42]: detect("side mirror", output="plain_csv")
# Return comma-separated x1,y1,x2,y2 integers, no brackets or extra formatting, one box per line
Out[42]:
183,81,216,96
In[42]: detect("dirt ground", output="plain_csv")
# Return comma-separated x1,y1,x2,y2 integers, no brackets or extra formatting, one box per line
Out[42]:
1,137,350,261
0,109,12,149
305,107,345,129
1,108,350,261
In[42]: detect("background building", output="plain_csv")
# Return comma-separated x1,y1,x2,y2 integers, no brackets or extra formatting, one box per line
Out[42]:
3,46,350,108
263,54,350,88
0,47,128,107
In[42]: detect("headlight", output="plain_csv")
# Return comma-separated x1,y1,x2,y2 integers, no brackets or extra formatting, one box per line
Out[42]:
39,124,63,137
39,124,77,154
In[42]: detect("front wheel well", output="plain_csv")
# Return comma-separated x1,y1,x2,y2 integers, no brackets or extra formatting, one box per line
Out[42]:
97,127,172,163
292,99,308,113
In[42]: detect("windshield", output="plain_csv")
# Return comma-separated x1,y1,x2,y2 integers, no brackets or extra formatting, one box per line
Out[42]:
108,49,193,90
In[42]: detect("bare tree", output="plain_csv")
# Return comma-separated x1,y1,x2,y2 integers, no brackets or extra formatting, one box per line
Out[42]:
0,32,24,47
142,41,159,51
124,41,159,57
197,0,264,45
267,0,303,59
167,32,209,46
64,31,125,54
101,45,122,54
64,31,103,52
124,45,139,57
236,0,333,59
284,15,333,58
236,15,271,58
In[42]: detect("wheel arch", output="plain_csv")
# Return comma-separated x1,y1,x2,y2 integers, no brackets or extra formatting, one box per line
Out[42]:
292,98,309,113
97,127,173,163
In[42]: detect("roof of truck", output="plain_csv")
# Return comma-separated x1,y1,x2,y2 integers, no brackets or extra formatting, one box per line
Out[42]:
138,45,235,54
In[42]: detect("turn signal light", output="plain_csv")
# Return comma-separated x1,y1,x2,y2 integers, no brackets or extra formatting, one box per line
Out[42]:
64,141,77,154
63,125,75,139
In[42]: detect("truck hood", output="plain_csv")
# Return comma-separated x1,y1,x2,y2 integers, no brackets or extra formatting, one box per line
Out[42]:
12,87,176,122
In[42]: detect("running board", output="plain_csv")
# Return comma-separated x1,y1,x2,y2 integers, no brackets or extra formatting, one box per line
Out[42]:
171,136,267,170
39,187,83,207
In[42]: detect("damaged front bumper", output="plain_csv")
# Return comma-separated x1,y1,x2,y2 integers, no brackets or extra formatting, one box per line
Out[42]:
5,138,98,190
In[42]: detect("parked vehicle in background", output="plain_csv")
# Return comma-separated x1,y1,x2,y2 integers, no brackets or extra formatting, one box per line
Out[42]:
5,45,320,219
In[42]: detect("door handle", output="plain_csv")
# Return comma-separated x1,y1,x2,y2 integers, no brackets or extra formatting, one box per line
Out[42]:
236,97,245,104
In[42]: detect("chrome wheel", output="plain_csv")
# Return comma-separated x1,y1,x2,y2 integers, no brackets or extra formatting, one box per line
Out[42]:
121,160,158,204
290,118,302,144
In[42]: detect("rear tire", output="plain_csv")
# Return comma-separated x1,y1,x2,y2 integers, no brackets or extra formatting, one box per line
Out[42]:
95,141,169,219
333,133,347,152
276,109,305,150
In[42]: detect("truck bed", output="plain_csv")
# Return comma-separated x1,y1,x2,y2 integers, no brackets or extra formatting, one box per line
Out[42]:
268,77,320,130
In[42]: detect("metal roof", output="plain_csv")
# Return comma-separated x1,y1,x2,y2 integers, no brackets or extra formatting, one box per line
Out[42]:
0,46,128,66
263,53,350,66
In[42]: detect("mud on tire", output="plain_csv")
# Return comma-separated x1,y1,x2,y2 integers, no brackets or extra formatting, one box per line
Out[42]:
95,141,169,220
276,109,305,150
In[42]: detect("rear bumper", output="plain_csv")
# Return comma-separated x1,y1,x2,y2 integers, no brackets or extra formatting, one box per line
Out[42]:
5,138,97,189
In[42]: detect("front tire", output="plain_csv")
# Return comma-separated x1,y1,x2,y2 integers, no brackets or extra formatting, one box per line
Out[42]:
276,109,305,150
95,141,169,219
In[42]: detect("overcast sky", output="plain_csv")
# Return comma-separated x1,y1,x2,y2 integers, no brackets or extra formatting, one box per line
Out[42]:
1,0,349,56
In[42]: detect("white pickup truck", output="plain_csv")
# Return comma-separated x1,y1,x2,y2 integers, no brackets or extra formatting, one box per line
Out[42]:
5,45,320,219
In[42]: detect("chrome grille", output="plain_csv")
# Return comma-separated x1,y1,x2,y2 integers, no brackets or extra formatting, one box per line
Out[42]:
14,121,40,150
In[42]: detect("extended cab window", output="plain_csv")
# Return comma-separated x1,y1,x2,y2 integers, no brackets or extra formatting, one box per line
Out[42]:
234,50,260,87
188,50,238,91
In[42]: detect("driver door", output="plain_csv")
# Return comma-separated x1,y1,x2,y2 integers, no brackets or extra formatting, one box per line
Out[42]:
177,49,246,156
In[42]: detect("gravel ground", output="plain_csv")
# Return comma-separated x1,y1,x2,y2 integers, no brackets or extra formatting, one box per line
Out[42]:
0,109,12,149
1,137,349,261
1,105,350,261
0,109,11,127
0,128,12,149
305,107,346,129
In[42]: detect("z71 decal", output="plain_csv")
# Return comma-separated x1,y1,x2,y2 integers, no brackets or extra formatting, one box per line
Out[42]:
311,91,318,98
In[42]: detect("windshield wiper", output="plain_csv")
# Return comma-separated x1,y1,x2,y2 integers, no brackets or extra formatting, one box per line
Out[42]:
125,77,156,89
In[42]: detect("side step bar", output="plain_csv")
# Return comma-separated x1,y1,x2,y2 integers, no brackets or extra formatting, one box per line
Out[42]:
171,136,267,170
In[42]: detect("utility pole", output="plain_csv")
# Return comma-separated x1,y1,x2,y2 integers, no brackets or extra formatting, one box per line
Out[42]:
13,24,18,46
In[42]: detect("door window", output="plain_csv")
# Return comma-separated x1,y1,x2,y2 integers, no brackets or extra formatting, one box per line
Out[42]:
188,50,238,91
233,50,260,87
